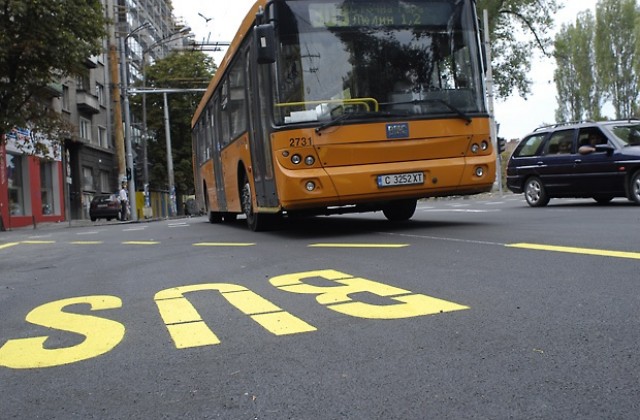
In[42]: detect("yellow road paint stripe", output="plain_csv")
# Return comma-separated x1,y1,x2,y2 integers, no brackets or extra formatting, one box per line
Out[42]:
122,241,160,245
166,322,221,348
21,240,55,244
251,312,317,336
308,243,409,248
70,241,104,245
193,242,255,247
0,242,20,250
507,243,640,260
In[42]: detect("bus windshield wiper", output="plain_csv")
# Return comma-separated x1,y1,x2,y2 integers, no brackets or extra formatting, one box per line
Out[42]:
381,98,472,125
315,110,410,134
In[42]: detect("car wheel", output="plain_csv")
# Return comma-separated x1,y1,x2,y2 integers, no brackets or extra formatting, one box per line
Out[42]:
90,217,97,222
222,212,237,222
382,199,417,221
524,177,550,207
209,211,222,223
629,171,640,205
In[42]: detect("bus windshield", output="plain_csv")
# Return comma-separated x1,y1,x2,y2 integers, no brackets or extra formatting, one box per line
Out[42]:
273,0,486,125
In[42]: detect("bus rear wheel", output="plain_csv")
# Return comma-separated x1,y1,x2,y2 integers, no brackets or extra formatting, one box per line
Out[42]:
382,199,417,221
241,175,275,231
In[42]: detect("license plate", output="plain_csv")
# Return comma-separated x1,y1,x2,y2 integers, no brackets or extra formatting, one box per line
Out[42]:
377,171,424,188
98,204,108,208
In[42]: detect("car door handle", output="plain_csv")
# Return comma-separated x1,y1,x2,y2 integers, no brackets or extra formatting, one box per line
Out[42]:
536,161,544,166
574,159,583,164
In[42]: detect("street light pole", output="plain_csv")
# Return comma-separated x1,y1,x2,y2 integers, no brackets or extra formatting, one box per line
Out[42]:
120,22,151,221
140,26,191,218
120,36,137,221
163,92,176,216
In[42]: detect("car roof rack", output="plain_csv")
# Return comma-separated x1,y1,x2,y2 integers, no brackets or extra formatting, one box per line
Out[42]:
533,120,595,131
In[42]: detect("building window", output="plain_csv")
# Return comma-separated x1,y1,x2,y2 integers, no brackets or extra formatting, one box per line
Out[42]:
6,154,28,216
100,170,111,193
96,83,105,106
80,117,92,141
82,166,94,191
40,160,60,215
76,75,89,91
98,126,108,148
62,85,70,111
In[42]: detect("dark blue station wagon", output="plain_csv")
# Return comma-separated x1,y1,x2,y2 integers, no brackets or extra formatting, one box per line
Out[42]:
506,120,640,207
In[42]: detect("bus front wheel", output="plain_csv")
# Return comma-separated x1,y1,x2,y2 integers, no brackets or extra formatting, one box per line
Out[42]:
382,199,417,222
241,176,275,231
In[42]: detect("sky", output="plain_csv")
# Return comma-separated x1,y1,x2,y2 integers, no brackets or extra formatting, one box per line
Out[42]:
173,0,598,140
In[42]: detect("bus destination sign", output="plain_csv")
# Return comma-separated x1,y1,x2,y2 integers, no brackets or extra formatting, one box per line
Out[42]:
308,2,453,28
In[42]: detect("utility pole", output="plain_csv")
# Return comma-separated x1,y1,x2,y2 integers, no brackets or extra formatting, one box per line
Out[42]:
107,1,126,185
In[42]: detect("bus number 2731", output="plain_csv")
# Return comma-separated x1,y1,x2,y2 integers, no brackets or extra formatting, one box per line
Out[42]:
289,137,313,147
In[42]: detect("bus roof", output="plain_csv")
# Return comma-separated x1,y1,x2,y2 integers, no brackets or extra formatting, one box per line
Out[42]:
191,0,266,128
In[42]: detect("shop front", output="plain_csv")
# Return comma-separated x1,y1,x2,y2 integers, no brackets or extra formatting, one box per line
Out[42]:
1,130,65,230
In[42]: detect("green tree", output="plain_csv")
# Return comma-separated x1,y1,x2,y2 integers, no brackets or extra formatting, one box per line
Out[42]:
137,50,215,199
477,0,560,99
0,0,107,143
554,10,601,122
595,0,639,119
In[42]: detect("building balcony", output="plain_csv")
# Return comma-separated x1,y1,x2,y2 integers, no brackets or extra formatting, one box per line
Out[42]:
85,56,99,69
76,91,101,114
38,82,63,99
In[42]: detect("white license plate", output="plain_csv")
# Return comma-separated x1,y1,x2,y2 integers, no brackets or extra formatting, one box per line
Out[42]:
377,171,424,188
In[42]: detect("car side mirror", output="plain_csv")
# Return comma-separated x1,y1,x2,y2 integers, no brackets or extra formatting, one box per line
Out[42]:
595,144,615,156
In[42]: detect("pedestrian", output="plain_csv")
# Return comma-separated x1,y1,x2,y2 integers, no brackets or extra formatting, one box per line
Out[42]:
119,183,129,221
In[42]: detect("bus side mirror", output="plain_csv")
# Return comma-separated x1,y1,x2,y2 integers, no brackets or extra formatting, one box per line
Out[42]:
255,23,276,64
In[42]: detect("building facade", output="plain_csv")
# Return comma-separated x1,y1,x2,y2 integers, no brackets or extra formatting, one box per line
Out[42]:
1,0,188,229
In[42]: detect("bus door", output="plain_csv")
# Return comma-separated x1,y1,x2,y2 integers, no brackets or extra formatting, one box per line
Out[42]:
210,99,227,210
246,46,279,207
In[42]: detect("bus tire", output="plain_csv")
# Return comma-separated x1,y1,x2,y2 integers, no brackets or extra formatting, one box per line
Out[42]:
383,199,417,221
241,175,272,231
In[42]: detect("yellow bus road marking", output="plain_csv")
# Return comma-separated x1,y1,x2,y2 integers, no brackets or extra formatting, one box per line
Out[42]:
20,240,56,245
70,241,104,245
193,242,255,247
0,242,20,250
308,243,409,248
121,241,160,245
507,243,640,260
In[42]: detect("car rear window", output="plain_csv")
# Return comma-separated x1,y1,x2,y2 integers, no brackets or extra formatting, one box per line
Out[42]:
94,195,115,203
513,133,546,157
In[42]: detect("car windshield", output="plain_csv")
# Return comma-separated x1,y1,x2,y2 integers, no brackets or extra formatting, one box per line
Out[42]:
605,123,640,146
272,0,485,125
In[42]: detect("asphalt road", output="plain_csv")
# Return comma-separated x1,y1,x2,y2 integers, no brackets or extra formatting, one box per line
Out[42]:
1,194,639,419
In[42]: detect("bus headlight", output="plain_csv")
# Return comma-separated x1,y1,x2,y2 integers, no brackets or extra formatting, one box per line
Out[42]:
471,143,480,154
481,141,489,151
304,155,315,166
475,166,484,177
291,154,302,165
305,181,316,191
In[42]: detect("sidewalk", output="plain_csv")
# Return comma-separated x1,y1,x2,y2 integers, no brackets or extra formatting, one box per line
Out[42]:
0,216,171,241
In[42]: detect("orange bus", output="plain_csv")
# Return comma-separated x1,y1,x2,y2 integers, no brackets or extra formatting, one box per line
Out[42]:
192,0,495,230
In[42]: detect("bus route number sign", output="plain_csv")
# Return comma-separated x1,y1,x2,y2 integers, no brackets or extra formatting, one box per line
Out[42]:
377,171,424,188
